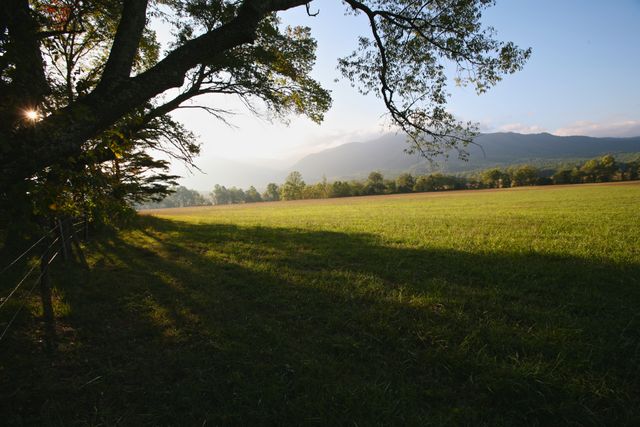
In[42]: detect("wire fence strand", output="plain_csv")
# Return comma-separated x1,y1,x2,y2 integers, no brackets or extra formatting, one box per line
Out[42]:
0,250,60,343
0,217,87,343
0,236,61,311
0,261,40,311
0,226,56,276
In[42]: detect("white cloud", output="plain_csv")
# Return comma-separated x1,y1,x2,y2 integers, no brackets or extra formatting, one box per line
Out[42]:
555,120,640,137
494,123,547,134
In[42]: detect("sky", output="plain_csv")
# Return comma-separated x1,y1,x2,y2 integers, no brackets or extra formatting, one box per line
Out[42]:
164,0,640,186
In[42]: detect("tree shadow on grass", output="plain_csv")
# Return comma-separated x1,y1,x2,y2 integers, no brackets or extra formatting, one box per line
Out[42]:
2,216,639,426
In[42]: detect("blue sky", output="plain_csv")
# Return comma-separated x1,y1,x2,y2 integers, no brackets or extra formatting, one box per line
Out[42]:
168,0,640,185
445,0,640,136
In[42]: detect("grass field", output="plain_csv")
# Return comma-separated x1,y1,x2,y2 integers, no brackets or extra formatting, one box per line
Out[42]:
2,182,640,425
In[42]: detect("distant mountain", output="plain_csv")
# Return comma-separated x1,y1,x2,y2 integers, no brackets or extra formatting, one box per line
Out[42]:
288,132,640,182
191,132,640,189
289,134,417,181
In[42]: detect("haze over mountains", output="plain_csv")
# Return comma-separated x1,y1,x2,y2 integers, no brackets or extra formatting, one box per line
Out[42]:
194,132,640,189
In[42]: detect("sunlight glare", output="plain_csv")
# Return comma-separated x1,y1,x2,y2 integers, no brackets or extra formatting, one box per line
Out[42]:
25,110,39,121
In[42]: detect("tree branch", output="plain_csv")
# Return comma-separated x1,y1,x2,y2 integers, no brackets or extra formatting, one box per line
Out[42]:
97,0,149,89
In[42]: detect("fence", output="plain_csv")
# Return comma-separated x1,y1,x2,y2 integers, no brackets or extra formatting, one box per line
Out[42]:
0,217,89,353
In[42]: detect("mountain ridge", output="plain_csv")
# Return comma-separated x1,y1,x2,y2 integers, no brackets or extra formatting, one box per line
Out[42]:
192,132,640,189
288,132,640,182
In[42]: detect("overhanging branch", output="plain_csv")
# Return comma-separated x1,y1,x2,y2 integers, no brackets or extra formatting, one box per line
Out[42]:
97,0,149,89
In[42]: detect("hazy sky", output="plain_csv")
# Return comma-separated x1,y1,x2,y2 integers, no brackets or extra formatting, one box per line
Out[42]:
166,0,640,184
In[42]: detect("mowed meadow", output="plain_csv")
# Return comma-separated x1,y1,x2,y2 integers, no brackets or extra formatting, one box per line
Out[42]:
2,182,640,425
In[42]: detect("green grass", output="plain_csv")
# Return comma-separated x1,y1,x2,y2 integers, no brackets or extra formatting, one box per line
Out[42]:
2,183,640,425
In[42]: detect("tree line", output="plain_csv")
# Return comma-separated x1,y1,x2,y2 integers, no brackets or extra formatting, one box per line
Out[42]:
478,154,639,188
140,154,639,209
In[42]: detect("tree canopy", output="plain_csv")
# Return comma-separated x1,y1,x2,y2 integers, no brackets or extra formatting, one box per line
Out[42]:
0,0,530,224
281,170,306,200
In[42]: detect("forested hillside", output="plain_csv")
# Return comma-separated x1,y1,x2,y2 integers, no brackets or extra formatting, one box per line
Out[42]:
288,132,640,182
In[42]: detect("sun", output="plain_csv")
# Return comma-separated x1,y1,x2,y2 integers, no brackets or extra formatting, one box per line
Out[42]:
25,110,40,121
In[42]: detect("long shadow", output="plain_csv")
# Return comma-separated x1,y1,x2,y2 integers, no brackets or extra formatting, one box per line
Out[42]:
2,217,639,426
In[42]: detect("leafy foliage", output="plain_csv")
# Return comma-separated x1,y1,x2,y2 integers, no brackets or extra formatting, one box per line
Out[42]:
395,172,415,193
338,0,531,158
364,171,385,195
262,183,280,202
280,171,306,200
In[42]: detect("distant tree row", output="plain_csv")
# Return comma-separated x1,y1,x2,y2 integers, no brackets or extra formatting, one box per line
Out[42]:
212,185,264,204
211,154,638,205
550,154,638,184
141,154,639,208
137,186,209,209
480,154,639,188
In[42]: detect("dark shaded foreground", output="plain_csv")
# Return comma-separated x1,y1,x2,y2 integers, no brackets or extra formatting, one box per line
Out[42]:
1,217,639,425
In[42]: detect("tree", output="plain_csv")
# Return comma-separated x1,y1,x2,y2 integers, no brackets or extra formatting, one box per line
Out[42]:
153,186,207,208
570,167,585,184
598,154,617,181
414,173,462,192
580,159,600,183
228,187,246,204
395,173,415,193
1,1,195,225
625,158,640,181
302,178,330,199
212,184,231,205
330,181,352,198
244,186,262,203
262,183,280,202
510,165,539,187
317,176,330,199
281,171,305,200
481,168,505,188
383,179,396,194
1,0,529,223
349,180,365,196
138,185,210,208
413,175,432,192
364,171,386,195
552,169,573,185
